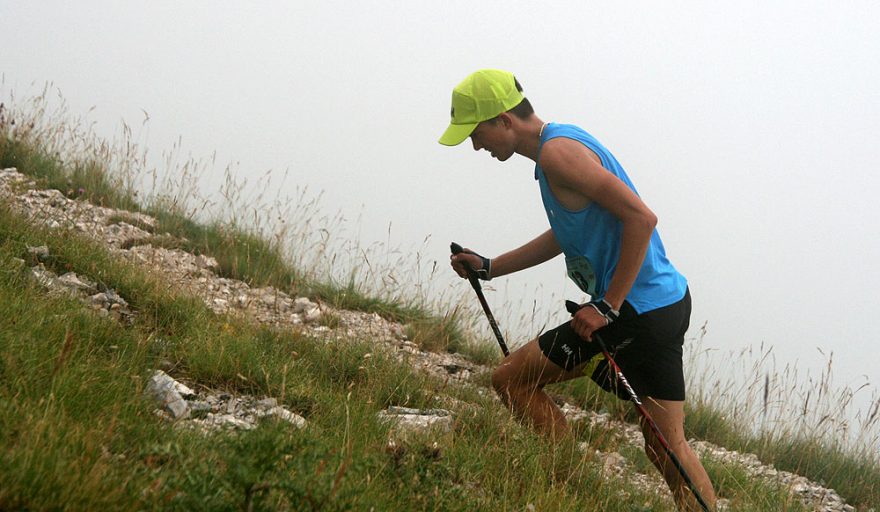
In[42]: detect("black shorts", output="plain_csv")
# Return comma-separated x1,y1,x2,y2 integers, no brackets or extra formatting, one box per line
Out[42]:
538,288,691,401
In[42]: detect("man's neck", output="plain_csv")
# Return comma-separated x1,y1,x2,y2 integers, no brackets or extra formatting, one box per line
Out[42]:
514,116,547,162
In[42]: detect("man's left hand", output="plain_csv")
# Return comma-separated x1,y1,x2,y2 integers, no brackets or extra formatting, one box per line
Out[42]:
571,305,607,341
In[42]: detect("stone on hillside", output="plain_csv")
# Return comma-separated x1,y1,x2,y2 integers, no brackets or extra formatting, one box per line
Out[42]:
145,370,191,419
304,306,322,323
112,211,157,231
561,402,590,423
258,406,307,428
195,254,218,271
256,397,278,409
598,451,627,475
378,407,452,434
58,272,97,293
187,400,212,418
204,413,254,430
103,223,152,247
36,189,65,206
103,288,126,305
27,245,50,262
293,297,317,313
30,266,59,289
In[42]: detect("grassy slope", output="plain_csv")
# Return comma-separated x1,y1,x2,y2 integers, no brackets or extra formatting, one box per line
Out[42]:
0,99,876,509
0,204,672,511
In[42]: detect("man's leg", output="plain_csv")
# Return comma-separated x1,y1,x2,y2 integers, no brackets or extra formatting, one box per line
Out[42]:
640,398,717,511
491,338,587,438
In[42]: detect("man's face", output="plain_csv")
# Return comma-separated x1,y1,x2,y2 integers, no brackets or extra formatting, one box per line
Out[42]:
470,118,514,161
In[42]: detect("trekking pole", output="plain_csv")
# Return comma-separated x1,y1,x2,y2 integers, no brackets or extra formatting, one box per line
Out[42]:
565,300,711,511
451,242,510,357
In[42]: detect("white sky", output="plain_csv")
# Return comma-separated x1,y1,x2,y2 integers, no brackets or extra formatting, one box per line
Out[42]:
3,1,879,421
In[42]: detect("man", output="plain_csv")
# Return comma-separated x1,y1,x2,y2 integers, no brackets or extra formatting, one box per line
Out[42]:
440,69,717,511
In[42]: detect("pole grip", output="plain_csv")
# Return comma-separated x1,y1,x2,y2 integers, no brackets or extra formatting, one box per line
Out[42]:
450,242,482,290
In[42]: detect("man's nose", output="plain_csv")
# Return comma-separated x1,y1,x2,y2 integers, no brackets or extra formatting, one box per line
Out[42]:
471,137,481,151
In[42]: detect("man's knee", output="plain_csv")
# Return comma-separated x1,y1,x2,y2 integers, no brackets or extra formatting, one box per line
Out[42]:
491,363,537,404
491,365,515,399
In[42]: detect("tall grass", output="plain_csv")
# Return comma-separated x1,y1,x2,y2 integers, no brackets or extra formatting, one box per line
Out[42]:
684,325,880,508
0,87,487,357
0,202,674,510
2,86,880,509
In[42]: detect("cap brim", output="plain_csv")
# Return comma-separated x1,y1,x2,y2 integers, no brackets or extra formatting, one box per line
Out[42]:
438,122,477,146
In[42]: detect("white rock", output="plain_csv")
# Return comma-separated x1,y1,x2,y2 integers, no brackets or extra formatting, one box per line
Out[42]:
171,380,196,397
261,406,307,428
195,254,218,270
304,307,322,323
293,297,317,313
256,397,278,409
58,272,96,292
207,413,254,430
27,245,50,259
378,407,453,433
145,370,190,419
598,451,627,475
188,400,212,417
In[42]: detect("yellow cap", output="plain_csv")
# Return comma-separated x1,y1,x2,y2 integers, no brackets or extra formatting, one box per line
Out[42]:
438,69,524,146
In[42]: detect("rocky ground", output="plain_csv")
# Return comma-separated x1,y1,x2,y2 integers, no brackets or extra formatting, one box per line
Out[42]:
0,166,861,511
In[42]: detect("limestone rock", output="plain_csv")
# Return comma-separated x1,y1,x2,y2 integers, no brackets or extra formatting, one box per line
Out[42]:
378,407,453,434
145,370,190,419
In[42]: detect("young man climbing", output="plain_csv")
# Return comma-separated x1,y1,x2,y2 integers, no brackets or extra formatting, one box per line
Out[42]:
440,69,717,511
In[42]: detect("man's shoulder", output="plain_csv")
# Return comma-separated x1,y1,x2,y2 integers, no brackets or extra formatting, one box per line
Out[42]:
540,135,602,170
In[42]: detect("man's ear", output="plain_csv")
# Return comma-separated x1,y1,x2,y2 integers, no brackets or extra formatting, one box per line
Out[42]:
497,112,514,128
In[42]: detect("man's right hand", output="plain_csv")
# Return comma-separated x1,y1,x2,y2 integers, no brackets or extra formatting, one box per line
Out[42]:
450,244,492,280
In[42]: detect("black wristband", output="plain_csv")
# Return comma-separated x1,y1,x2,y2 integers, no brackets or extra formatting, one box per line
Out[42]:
592,299,620,323
463,249,491,281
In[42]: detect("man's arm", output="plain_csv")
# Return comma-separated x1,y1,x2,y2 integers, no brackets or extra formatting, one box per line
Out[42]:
490,229,562,278
450,229,561,280
540,138,657,338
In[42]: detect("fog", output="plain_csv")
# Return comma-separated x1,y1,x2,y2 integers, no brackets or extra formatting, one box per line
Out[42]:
3,1,879,423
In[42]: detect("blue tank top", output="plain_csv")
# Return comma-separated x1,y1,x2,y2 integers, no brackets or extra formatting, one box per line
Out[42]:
535,123,687,314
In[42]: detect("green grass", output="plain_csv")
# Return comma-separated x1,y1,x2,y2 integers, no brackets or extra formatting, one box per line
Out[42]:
547,358,880,509
0,98,475,362
2,92,879,510
685,402,880,510
700,455,812,511
682,336,880,510
0,204,675,510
